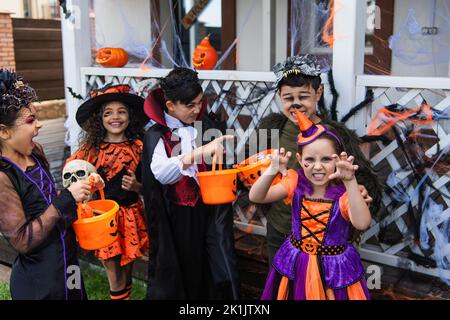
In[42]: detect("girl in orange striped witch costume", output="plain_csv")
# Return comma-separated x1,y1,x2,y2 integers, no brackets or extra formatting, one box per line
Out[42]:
66,84,149,300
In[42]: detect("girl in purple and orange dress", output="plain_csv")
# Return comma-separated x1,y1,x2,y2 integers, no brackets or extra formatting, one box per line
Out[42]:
250,110,372,300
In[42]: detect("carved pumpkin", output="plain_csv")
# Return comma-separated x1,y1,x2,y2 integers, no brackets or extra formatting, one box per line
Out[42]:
95,47,129,67
192,36,218,70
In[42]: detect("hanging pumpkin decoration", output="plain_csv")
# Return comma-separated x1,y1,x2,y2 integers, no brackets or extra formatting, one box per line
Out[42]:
95,48,129,67
192,35,218,70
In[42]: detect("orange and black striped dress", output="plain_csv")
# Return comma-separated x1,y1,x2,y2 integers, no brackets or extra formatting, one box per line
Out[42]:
67,140,149,266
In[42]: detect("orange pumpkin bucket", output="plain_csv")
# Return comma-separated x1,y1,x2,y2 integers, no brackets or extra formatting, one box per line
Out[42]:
72,189,119,251
236,149,281,186
197,154,239,204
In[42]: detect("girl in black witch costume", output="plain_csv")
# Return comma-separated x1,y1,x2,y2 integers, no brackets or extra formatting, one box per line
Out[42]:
0,69,96,300
142,67,239,299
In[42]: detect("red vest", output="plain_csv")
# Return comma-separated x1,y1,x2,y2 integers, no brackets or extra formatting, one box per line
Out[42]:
161,130,206,207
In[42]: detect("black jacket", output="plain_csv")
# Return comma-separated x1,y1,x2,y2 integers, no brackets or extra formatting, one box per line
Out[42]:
0,151,85,300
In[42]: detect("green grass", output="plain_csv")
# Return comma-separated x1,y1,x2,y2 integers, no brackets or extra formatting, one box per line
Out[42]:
80,261,147,300
0,262,147,300
0,282,11,300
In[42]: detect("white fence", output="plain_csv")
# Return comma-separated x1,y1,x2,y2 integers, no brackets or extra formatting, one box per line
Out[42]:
354,75,450,281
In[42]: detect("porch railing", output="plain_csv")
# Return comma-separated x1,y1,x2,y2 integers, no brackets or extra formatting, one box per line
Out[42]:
354,74,450,281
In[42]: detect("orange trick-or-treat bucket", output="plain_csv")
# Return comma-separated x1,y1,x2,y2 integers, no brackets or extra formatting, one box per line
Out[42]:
236,149,281,186
197,154,239,205
72,186,119,251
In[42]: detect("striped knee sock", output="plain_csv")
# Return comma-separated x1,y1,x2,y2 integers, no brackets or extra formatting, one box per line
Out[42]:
126,280,132,299
126,280,132,292
110,287,131,300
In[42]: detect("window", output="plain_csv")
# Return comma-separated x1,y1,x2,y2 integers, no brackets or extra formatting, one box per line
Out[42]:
152,0,236,69
288,0,384,71
383,0,450,77
179,0,222,64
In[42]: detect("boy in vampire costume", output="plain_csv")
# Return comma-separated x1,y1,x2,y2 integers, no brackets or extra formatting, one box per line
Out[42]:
142,68,239,300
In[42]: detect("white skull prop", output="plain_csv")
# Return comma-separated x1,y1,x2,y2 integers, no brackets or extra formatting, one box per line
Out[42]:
62,160,97,188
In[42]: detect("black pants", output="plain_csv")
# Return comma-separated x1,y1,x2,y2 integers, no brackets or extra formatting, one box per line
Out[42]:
146,200,240,300
266,221,290,268
206,203,240,299
169,201,213,299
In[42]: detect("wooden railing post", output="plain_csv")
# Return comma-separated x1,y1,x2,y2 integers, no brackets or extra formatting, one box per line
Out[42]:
60,0,91,152
332,0,367,129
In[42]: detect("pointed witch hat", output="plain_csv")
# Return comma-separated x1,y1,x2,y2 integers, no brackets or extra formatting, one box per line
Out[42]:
296,110,342,146
76,84,147,127
296,110,326,145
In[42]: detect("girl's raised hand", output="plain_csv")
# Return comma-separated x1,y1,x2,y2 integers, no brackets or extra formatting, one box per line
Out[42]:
268,148,291,177
329,152,359,182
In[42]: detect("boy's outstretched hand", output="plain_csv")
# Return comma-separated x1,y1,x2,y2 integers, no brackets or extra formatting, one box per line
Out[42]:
268,148,291,177
329,152,359,182
181,134,235,170
202,135,235,158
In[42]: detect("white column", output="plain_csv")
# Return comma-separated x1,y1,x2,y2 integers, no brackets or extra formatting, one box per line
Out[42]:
61,0,91,152
275,0,288,64
261,0,275,71
332,0,366,130
184,0,196,66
